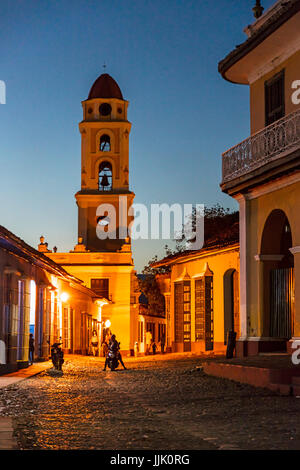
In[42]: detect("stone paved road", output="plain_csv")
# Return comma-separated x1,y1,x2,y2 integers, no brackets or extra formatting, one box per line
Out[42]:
1,355,300,450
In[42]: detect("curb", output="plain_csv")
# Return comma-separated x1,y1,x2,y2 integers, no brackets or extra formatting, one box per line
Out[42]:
0,362,52,389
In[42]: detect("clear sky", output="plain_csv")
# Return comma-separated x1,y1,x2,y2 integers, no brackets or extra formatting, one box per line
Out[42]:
0,0,275,272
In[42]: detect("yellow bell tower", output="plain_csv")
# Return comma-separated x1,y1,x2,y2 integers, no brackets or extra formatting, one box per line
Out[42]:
76,74,135,252
44,73,139,355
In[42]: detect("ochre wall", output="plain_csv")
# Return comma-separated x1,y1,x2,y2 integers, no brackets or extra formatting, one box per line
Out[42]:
250,49,300,134
169,246,239,352
246,178,300,338
53,259,135,354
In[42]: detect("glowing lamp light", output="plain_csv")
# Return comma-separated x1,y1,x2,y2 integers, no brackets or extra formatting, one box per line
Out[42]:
105,320,111,328
60,292,69,303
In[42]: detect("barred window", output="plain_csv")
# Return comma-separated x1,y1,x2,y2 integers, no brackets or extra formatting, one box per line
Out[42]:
174,281,191,345
195,276,214,350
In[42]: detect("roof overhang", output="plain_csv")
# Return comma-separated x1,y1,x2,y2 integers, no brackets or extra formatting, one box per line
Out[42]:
152,242,240,268
219,1,300,85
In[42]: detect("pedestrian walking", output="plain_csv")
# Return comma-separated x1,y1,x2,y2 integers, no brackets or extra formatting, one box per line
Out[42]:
29,333,34,365
102,331,110,357
90,330,99,356
102,340,109,358
145,330,152,355
161,332,166,354
152,342,157,355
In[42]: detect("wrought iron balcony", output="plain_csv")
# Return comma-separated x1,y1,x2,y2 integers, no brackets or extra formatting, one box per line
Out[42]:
222,109,300,184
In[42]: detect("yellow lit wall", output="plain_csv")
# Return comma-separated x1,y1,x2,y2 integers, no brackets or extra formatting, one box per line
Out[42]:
169,244,239,352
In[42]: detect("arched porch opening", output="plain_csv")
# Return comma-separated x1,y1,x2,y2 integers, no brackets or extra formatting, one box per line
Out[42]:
260,209,294,340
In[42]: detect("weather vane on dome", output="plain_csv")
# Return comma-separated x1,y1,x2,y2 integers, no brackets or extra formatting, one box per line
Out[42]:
102,62,107,72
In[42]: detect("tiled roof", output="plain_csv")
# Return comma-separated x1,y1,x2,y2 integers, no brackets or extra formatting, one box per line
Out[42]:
88,73,124,100
152,221,239,267
0,225,99,298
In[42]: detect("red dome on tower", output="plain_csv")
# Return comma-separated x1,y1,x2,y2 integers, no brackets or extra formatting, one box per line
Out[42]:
88,73,124,100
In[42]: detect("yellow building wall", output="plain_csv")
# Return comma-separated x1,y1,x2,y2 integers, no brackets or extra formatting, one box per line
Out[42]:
169,245,239,352
65,265,133,354
250,49,300,134
47,251,135,354
54,278,101,355
246,178,300,338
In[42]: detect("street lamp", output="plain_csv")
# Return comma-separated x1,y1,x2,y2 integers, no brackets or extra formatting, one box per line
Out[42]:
60,292,69,303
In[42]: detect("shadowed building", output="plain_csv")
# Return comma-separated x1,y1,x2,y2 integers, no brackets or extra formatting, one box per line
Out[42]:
131,274,167,354
219,0,300,356
0,226,107,375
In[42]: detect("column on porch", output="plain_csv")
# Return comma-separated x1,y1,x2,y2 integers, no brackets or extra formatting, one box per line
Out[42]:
235,194,249,356
290,247,300,342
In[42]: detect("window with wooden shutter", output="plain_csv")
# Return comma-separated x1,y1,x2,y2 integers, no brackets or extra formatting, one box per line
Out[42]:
174,281,191,350
265,70,285,126
195,278,205,341
195,276,214,350
91,279,109,298
174,283,183,343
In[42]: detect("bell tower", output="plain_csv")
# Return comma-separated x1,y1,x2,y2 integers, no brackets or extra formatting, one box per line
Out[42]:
76,73,135,252
42,72,138,354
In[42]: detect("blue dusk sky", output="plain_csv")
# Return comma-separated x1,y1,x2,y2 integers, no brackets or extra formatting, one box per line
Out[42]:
0,0,275,272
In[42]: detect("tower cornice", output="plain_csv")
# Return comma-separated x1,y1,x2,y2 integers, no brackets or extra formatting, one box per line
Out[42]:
79,120,131,128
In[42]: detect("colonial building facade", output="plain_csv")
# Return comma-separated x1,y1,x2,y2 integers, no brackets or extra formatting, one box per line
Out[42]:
0,225,106,375
219,0,300,356
152,239,240,354
45,74,138,355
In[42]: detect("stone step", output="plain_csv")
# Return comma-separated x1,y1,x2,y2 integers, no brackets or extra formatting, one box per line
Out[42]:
268,383,292,396
0,417,17,449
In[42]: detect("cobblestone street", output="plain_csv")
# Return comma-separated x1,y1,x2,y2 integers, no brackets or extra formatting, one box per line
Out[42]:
1,355,300,450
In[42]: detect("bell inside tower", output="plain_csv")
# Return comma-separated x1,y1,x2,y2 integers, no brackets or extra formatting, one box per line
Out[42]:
99,161,113,191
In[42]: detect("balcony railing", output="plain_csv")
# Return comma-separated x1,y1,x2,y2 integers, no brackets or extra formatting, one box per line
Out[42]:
222,109,300,184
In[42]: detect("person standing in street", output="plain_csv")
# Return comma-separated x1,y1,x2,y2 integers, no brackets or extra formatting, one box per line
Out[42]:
161,332,166,354
29,334,34,365
145,330,152,355
101,331,110,357
90,330,99,357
